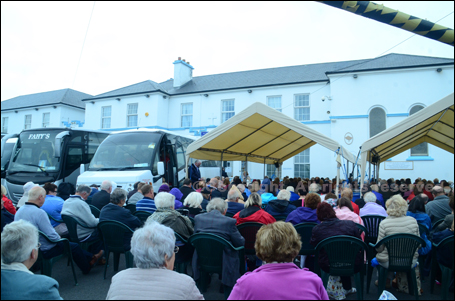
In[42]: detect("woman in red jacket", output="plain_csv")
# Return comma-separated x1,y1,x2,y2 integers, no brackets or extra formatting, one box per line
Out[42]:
234,192,276,226
1,185,16,215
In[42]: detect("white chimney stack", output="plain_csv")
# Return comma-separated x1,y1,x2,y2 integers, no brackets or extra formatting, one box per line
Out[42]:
173,57,194,88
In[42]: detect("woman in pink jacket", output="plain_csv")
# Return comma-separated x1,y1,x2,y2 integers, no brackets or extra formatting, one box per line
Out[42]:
335,197,365,241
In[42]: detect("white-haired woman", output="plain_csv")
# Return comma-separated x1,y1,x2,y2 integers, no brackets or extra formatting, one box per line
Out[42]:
264,190,297,218
183,192,204,218
374,195,421,295
146,192,194,264
106,221,203,300
359,192,388,217
233,192,276,226
1,220,62,300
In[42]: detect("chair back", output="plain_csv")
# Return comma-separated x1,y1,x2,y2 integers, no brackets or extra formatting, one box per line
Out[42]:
89,204,101,218
432,218,445,230
237,222,264,255
417,223,430,237
61,214,93,243
188,216,195,227
189,233,245,275
294,222,318,255
98,220,134,253
225,212,235,218
315,235,367,277
46,212,64,223
372,233,425,272
175,231,188,244
433,235,454,270
274,215,288,221
125,203,137,214
134,210,152,223
356,223,367,236
176,208,189,216
361,215,386,245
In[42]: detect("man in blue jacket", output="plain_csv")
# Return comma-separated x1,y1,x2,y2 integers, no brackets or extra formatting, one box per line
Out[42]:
189,160,202,184
265,190,296,218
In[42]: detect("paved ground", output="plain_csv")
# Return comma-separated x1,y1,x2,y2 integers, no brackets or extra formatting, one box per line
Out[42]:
48,253,453,300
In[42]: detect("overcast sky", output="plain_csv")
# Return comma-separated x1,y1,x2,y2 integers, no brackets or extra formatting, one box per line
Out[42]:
1,1,454,102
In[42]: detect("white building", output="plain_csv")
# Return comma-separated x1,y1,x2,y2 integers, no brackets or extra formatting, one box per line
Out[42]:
81,54,453,181
1,88,89,134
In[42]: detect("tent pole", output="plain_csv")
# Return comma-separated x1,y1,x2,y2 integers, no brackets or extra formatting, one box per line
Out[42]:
263,158,266,179
369,160,372,183
245,155,249,186
220,151,224,178
376,162,380,181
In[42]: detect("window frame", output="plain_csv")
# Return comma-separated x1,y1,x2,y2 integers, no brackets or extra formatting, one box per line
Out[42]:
180,103,193,128
126,103,138,127
101,106,112,129
221,99,235,123
24,114,32,130
294,94,310,121
267,95,282,112
42,112,50,128
368,106,387,138
1,116,8,133
294,148,310,178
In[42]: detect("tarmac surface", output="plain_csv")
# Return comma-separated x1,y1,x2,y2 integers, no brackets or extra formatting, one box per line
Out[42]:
48,252,453,300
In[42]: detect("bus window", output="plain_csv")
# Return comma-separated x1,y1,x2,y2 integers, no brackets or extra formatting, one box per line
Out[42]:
65,146,83,176
176,142,185,170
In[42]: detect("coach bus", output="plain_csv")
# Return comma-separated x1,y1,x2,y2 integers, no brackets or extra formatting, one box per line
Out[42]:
77,128,217,193
3,128,109,205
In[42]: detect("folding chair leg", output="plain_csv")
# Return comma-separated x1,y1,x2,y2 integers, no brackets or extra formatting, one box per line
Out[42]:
410,269,419,300
441,268,451,300
354,273,363,300
113,252,120,272
378,266,387,299
104,252,110,279
367,263,374,294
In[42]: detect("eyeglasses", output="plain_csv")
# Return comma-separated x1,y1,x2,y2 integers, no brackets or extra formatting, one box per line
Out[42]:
36,242,41,250
174,246,179,254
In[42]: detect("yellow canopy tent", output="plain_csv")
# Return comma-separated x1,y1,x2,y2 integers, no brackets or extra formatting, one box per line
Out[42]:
186,102,358,195
360,92,454,190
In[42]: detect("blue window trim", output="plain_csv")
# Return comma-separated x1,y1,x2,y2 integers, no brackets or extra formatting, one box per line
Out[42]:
406,156,434,161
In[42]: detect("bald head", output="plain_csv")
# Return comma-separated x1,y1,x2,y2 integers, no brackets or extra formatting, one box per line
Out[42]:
28,186,46,207
100,180,113,193
432,186,444,197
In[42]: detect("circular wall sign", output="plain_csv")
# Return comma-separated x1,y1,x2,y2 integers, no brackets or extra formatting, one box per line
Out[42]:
344,132,353,145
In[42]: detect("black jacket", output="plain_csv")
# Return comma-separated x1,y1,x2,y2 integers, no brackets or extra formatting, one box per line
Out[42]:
179,186,194,204
91,190,111,210
264,199,296,217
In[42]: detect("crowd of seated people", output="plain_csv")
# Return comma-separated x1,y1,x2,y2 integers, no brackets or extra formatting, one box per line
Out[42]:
1,174,454,300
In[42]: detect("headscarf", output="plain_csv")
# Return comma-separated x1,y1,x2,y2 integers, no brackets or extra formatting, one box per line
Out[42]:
158,184,170,193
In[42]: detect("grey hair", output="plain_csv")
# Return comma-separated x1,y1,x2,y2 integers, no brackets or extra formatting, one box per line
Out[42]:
183,192,203,208
364,192,377,203
227,188,241,201
207,198,228,213
237,184,245,193
195,160,201,164
110,188,127,205
28,186,45,202
76,184,91,195
309,183,319,193
244,192,262,208
100,180,113,191
385,195,408,217
131,220,175,269
277,190,291,201
155,192,175,209
1,220,38,264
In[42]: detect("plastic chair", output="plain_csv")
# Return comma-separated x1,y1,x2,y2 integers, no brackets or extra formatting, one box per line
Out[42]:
355,223,367,236
370,233,425,300
236,222,264,256
97,220,134,279
430,236,454,300
188,216,195,227
361,214,386,293
176,208,189,216
274,215,288,221
125,203,136,214
174,232,192,275
314,235,367,300
89,204,101,218
46,212,64,224
133,210,152,223
224,211,235,218
37,231,78,286
293,222,318,256
189,233,245,299
432,218,446,231
417,223,430,281
61,214,99,251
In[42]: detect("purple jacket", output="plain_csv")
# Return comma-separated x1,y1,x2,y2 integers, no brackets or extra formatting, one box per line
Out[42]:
169,188,183,209
285,207,320,225
228,263,328,300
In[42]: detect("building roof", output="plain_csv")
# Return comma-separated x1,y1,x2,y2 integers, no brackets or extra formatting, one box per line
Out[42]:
1,88,91,111
84,53,454,101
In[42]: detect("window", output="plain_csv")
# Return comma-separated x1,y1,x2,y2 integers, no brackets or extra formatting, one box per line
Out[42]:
221,99,235,123
294,149,310,178
265,164,276,178
294,94,310,121
176,142,185,170
42,113,50,127
101,106,111,129
409,105,428,156
24,115,32,129
369,107,386,138
267,96,282,112
127,103,138,127
1,117,8,133
181,103,193,127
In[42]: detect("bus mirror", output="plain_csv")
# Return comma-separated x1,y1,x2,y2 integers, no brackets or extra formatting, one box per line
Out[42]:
1,134,18,158
80,163,85,174
54,131,70,158
157,161,165,175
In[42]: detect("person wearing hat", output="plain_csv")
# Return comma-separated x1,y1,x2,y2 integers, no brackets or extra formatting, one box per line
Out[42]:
16,182,39,209
169,188,184,210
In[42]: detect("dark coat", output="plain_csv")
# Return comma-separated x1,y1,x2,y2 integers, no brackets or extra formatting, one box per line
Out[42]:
227,202,245,216
179,186,194,204
310,218,363,273
264,199,296,217
189,164,201,184
192,210,245,287
99,203,143,250
91,190,111,210
285,207,320,225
